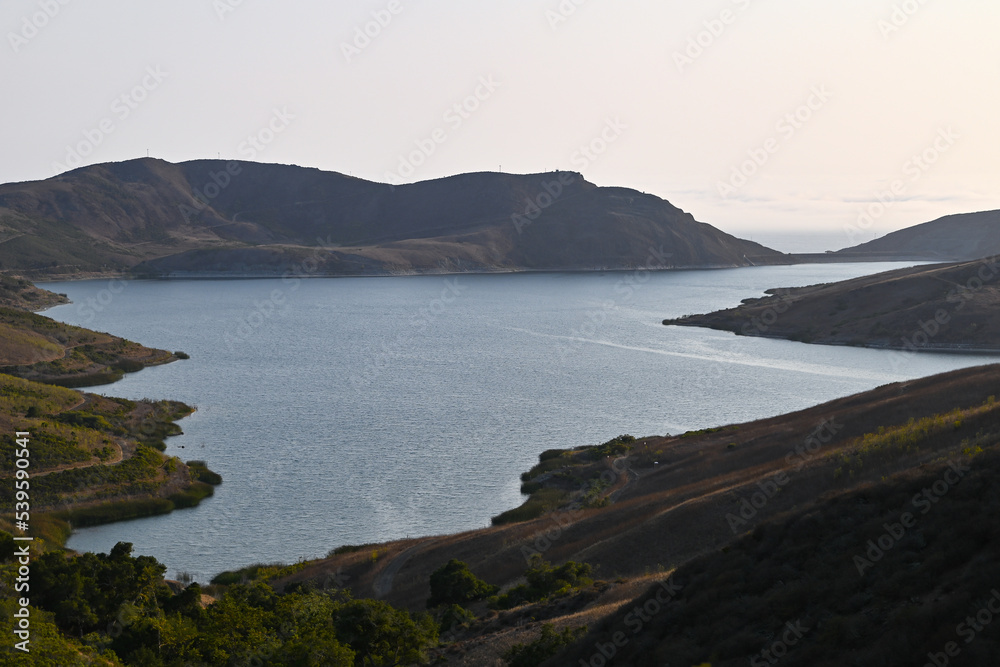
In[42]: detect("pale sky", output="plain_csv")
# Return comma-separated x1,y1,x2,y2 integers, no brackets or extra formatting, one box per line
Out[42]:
3,0,999,244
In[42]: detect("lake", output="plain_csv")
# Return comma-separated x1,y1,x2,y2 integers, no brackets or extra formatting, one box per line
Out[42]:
41,263,997,581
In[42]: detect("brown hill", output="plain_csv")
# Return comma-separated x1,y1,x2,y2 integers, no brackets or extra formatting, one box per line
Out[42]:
0,159,786,278
664,257,1000,352
839,209,1000,261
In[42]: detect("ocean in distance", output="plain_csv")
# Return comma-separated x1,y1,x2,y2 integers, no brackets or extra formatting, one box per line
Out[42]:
41,263,998,580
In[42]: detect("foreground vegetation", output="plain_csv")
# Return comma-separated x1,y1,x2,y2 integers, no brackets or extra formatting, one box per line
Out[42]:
0,543,438,666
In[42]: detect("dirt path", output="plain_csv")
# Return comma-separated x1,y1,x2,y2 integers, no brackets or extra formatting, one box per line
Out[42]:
33,440,124,477
372,538,439,598
29,393,122,478
607,455,638,503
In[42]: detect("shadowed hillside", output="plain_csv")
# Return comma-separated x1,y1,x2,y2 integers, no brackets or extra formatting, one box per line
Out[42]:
0,159,787,278
664,257,1000,352
839,209,1000,261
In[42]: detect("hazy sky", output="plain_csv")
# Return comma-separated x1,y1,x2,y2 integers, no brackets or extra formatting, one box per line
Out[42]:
3,0,998,243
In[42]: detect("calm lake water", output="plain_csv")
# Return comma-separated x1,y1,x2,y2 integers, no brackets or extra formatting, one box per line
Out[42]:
42,264,997,580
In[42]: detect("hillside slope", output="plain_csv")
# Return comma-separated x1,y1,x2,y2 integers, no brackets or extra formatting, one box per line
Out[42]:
840,209,1000,261
664,257,1000,352
0,159,786,277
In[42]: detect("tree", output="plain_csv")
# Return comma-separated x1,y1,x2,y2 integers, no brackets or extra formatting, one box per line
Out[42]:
427,559,498,608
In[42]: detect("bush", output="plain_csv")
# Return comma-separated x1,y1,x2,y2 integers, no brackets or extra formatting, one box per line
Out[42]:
437,603,476,632
114,359,145,373
491,488,568,525
55,498,175,527
492,557,593,609
503,624,585,667
428,560,498,608
169,481,214,508
187,460,222,485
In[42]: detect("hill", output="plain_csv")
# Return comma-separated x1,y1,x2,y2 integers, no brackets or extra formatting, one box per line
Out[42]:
839,209,1000,261
663,257,1000,352
0,159,786,278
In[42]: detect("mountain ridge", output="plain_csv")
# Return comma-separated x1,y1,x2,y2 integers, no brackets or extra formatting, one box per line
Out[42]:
0,158,787,278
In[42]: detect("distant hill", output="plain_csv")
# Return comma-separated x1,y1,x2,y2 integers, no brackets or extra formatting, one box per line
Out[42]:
0,159,786,278
838,209,1000,261
663,258,1000,352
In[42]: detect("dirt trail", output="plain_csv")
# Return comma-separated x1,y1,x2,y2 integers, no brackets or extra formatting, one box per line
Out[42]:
372,538,440,598
33,440,124,477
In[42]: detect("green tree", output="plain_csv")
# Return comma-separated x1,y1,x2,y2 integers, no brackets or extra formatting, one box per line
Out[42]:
427,559,498,608
333,598,438,666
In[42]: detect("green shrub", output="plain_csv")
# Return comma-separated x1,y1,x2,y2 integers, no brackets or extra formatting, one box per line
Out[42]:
428,559,498,608
492,557,593,609
54,498,175,526
437,603,477,632
491,488,568,525
503,624,585,667
187,460,223,485
113,359,145,373
169,481,214,509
